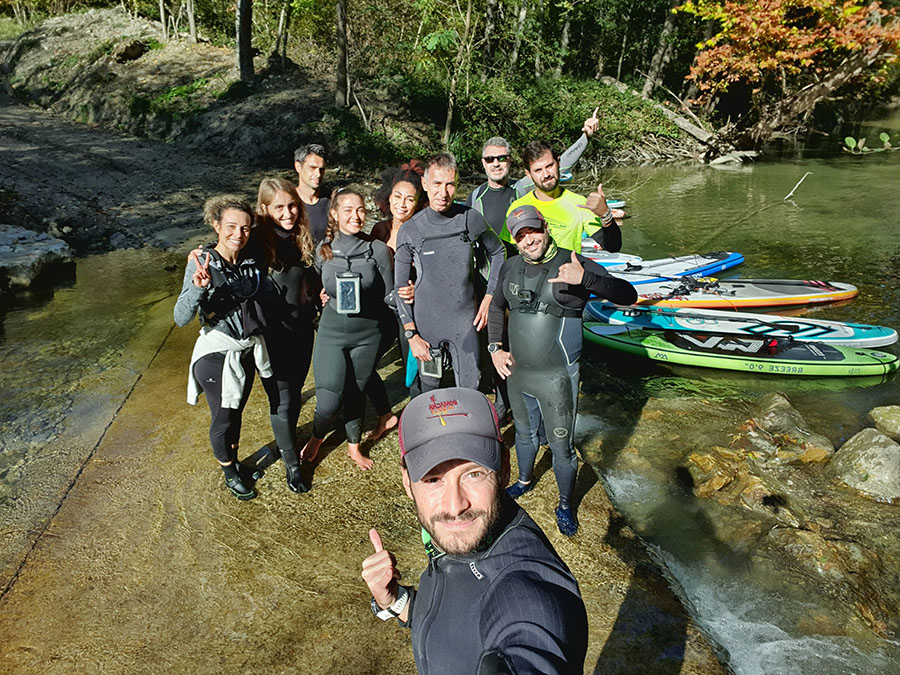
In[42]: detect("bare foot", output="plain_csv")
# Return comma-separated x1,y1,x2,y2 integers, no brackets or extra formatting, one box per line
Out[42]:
366,412,398,442
300,437,323,463
347,443,374,470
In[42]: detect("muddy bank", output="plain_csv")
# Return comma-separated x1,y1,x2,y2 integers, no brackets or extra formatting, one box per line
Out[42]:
0,249,724,674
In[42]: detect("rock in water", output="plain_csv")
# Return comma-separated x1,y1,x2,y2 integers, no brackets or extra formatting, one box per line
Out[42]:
0,224,74,292
832,428,900,503
869,405,900,442
731,392,834,463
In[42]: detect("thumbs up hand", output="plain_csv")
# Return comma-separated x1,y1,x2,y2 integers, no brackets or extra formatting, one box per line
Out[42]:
361,528,401,610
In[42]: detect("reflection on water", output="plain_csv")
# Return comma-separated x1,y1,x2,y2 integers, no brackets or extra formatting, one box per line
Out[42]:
575,140,900,673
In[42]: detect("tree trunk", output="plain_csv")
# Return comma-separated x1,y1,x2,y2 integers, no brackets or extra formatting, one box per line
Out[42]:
159,0,168,40
443,0,474,148
480,0,499,82
533,0,544,78
641,1,678,97
281,3,293,67
509,0,528,75
335,0,349,107
616,11,631,82
553,12,571,79
186,0,197,43
684,21,715,101
236,0,253,81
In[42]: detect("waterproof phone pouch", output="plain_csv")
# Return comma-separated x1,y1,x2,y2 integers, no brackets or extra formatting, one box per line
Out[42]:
420,347,444,379
335,272,361,314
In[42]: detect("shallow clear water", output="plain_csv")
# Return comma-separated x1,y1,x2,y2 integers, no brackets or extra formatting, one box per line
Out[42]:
573,130,900,672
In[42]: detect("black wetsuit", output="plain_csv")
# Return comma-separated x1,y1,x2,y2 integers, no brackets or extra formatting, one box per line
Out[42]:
260,229,320,454
313,233,393,443
488,246,637,505
174,246,266,464
394,205,505,393
404,497,588,674
304,196,331,244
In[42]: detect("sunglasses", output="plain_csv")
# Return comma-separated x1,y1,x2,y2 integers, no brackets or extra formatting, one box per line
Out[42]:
482,155,509,164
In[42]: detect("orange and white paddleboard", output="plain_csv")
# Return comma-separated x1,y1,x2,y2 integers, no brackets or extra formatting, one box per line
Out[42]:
634,278,859,309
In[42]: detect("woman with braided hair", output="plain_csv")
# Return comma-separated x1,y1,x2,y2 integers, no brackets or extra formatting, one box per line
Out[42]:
301,187,395,470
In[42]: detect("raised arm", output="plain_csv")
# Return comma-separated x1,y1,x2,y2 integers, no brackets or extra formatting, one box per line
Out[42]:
173,255,208,327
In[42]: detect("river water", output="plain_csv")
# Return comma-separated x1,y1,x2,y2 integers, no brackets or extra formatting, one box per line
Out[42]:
570,120,900,674
2,126,898,672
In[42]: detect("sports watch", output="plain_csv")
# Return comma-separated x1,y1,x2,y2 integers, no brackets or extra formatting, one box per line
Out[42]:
371,586,410,621
487,342,502,354
404,329,418,340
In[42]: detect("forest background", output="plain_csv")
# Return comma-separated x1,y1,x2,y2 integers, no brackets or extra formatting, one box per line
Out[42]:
1,0,899,169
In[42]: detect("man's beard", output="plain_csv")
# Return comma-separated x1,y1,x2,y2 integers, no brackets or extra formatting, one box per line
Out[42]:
415,489,502,555
537,175,559,193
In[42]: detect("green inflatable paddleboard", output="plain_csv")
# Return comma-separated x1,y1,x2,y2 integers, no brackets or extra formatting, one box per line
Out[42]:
584,324,899,377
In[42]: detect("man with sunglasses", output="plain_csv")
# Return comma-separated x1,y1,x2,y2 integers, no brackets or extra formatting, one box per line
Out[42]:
465,110,601,238
487,205,637,535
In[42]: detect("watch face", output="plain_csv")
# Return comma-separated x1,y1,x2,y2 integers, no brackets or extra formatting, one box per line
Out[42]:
404,330,416,339
488,343,500,353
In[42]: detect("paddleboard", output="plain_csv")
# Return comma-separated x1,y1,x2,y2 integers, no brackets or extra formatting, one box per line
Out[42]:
578,246,643,266
606,199,626,210
632,277,859,309
585,302,898,348
605,251,744,283
583,324,899,377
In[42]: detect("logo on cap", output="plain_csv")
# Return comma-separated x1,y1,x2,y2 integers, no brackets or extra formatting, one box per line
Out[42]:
427,395,468,426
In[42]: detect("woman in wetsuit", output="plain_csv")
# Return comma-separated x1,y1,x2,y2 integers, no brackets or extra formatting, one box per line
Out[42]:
367,169,425,406
174,196,270,500
301,187,395,470
255,177,318,493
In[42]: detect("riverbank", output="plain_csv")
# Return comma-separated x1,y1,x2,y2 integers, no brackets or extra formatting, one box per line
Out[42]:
0,9,700,256
0,247,725,674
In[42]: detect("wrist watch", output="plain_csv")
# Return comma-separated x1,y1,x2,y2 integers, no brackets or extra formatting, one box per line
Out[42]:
404,329,418,340
487,342,502,354
371,586,410,621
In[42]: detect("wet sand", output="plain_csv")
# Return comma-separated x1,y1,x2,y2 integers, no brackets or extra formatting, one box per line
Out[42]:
0,252,725,673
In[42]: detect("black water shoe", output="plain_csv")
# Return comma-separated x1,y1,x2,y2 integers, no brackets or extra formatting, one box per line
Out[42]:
222,464,257,500
280,448,310,493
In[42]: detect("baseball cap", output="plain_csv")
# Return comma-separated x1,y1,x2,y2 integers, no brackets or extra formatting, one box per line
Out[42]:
399,388,503,482
506,204,545,239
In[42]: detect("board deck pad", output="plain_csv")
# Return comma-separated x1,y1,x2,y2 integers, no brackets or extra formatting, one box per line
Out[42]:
583,323,898,377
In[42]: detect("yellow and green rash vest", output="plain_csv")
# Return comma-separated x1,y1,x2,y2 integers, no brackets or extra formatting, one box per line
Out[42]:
503,189,602,253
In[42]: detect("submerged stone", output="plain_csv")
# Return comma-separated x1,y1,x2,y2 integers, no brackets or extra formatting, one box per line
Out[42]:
731,392,833,464
832,428,900,503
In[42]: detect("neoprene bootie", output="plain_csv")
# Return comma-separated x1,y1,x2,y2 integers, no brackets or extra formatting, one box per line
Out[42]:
237,461,263,482
222,463,257,500
280,448,310,493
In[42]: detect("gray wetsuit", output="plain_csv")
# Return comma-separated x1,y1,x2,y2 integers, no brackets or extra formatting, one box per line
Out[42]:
488,245,637,504
394,204,505,393
313,233,393,443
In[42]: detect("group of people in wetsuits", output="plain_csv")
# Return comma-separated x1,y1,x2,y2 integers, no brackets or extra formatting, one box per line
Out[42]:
175,116,638,535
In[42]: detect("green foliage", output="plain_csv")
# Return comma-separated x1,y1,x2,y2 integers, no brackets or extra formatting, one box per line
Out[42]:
312,107,416,169
446,76,683,167
843,132,896,154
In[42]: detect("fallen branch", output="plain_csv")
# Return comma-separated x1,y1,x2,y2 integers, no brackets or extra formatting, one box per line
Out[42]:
784,172,811,201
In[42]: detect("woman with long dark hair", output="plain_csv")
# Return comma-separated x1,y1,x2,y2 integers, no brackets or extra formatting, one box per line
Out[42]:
301,188,394,470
